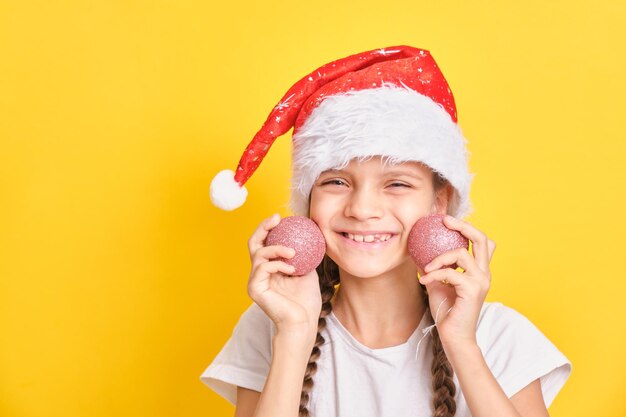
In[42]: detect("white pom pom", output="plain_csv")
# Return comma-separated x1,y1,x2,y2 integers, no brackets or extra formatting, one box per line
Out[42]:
210,169,248,211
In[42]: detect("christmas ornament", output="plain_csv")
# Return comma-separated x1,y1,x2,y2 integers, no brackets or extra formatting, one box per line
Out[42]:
264,216,326,276
408,214,469,271
209,45,473,220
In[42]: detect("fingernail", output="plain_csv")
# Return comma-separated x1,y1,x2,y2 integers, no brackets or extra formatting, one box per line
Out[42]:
424,263,432,272
445,215,455,222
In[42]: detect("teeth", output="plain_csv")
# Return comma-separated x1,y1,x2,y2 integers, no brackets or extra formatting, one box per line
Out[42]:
345,233,391,243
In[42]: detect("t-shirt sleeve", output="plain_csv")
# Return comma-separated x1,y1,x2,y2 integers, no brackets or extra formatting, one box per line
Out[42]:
476,302,572,408
199,302,275,406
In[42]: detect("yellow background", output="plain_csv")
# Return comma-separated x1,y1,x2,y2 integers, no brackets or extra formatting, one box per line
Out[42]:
1,0,624,416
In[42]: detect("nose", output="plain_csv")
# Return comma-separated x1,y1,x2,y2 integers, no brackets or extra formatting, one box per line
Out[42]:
344,186,384,220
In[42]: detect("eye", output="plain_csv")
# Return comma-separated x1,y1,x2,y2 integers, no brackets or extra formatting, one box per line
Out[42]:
389,182,410,188
321,179,347,186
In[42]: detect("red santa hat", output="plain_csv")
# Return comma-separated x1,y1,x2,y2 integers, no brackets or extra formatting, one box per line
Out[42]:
210,45,473,218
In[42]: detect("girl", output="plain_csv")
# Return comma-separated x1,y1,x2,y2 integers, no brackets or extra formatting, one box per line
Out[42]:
203,46,571,417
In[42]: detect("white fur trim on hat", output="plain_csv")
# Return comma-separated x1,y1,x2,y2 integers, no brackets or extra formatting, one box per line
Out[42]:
288,85,474,218
210,169,248,211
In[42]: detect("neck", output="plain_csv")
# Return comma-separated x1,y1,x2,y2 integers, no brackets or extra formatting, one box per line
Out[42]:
330,260,427,349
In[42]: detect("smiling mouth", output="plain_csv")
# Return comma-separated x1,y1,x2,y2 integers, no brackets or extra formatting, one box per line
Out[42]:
339,232,395,244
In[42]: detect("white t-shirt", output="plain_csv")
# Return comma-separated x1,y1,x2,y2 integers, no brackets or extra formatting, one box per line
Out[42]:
200,301,571,416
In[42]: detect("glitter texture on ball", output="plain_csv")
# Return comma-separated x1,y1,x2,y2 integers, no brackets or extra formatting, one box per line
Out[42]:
264,216,326,276
408,214,469,271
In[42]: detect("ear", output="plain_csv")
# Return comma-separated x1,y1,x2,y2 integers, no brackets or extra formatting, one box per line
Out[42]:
432,182,453,215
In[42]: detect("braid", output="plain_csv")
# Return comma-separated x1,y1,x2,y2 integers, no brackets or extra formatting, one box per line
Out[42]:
420,285,457,417
427,170,457,416
298,255,340,417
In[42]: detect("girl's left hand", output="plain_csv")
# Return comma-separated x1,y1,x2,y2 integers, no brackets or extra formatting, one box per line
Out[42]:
418,215,496,350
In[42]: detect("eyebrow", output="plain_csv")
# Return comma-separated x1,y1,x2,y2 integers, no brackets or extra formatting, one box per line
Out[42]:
385,170,425,181
322,169,425,181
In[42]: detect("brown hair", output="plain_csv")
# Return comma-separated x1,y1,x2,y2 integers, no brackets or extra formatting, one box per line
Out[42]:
298,169,457,417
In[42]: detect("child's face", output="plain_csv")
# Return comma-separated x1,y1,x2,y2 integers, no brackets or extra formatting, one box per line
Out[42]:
309,156,446,279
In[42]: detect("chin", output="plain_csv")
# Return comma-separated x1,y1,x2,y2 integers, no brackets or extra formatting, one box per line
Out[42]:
336,259,402,279
339,253,417,279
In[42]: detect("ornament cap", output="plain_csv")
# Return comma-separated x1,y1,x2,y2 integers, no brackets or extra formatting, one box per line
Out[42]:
210,169,248,211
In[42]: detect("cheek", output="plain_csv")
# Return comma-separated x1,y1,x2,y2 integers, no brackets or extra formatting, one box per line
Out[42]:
309,206,332,229
394,195,437,221
308,190,319,218
309,189,339,219
308,197,328,226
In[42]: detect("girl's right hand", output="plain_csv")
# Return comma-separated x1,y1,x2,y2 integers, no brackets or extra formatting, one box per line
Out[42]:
247,214,322,338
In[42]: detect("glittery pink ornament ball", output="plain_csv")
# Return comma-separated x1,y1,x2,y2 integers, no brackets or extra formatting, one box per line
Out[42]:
264,216,326,276
408,214,469,271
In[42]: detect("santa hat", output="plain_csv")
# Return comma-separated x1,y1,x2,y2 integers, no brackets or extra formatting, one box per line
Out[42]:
210,45,473,218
